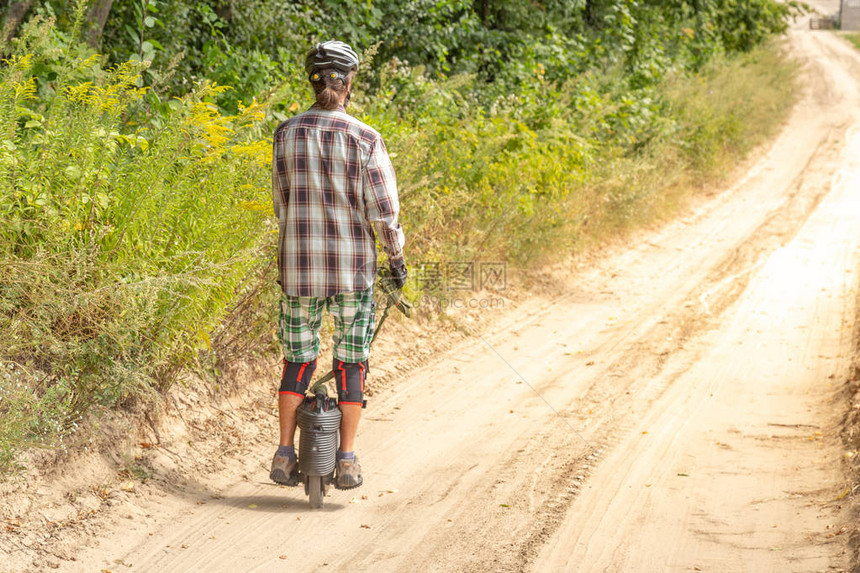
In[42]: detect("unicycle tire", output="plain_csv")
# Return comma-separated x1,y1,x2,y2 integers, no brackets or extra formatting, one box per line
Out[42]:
308,475,324,509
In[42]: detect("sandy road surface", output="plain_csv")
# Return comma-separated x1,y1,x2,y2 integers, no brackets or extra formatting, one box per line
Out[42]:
64,16,860,573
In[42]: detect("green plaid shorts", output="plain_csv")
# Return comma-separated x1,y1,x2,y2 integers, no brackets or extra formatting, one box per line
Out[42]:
279,286,375,363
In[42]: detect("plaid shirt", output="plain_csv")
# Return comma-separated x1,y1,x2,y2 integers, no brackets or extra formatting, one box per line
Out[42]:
272,105,406,297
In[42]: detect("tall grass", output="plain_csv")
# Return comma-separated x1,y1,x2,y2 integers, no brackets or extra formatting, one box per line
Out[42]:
0,19,277,466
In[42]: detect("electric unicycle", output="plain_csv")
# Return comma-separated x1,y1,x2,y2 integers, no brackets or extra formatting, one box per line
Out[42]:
296,388,341,509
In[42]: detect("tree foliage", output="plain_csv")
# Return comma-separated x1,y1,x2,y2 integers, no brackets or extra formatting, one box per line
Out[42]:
2,0,802,112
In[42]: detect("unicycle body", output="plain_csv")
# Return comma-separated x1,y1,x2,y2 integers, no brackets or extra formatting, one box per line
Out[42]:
296,388,342,509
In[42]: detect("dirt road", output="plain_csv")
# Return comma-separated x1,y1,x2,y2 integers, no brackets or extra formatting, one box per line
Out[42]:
63,13,860,573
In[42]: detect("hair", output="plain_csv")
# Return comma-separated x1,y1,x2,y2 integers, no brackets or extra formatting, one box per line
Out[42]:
311,69,355,110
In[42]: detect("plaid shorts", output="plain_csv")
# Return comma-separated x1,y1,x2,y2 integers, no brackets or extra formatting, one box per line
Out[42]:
278,286,375,363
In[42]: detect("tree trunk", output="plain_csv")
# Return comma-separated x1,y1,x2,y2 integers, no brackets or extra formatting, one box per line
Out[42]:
474,0,491,25
215,0,233,23
2,0,34,42
584,0,601,29
85,0,114,48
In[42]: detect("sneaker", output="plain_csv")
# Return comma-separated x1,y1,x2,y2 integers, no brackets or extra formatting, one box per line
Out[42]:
335,455,363,490
270,450,299,486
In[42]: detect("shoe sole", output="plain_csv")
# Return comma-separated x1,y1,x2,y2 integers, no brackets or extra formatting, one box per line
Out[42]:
334,475,363,490
270,469,300,487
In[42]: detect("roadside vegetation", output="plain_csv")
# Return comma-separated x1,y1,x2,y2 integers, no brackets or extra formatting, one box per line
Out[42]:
845,361,860,566
0,0,801,472
843,32,860,51
833,31,860,558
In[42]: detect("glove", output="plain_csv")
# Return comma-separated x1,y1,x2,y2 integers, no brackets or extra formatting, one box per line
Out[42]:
388,262,408,289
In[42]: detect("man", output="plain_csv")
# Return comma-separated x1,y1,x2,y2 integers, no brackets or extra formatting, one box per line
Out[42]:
269,40,407,490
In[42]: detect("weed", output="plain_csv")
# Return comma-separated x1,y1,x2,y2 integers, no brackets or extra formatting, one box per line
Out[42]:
842,33,860,52
118,456,149,482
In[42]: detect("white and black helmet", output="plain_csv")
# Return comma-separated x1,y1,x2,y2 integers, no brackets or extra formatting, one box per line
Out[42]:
304,40,359,79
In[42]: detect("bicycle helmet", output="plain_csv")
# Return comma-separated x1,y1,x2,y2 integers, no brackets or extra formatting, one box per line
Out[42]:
304,41,359,81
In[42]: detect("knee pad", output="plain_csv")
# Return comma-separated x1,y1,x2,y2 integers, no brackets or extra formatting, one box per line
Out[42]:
333,359,368,406
279,358,317,397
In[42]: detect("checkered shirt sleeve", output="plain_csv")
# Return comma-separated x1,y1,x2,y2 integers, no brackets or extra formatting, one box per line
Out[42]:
363,137,405,268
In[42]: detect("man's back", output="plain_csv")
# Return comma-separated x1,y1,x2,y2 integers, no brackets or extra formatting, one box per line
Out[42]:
272,106,403,297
